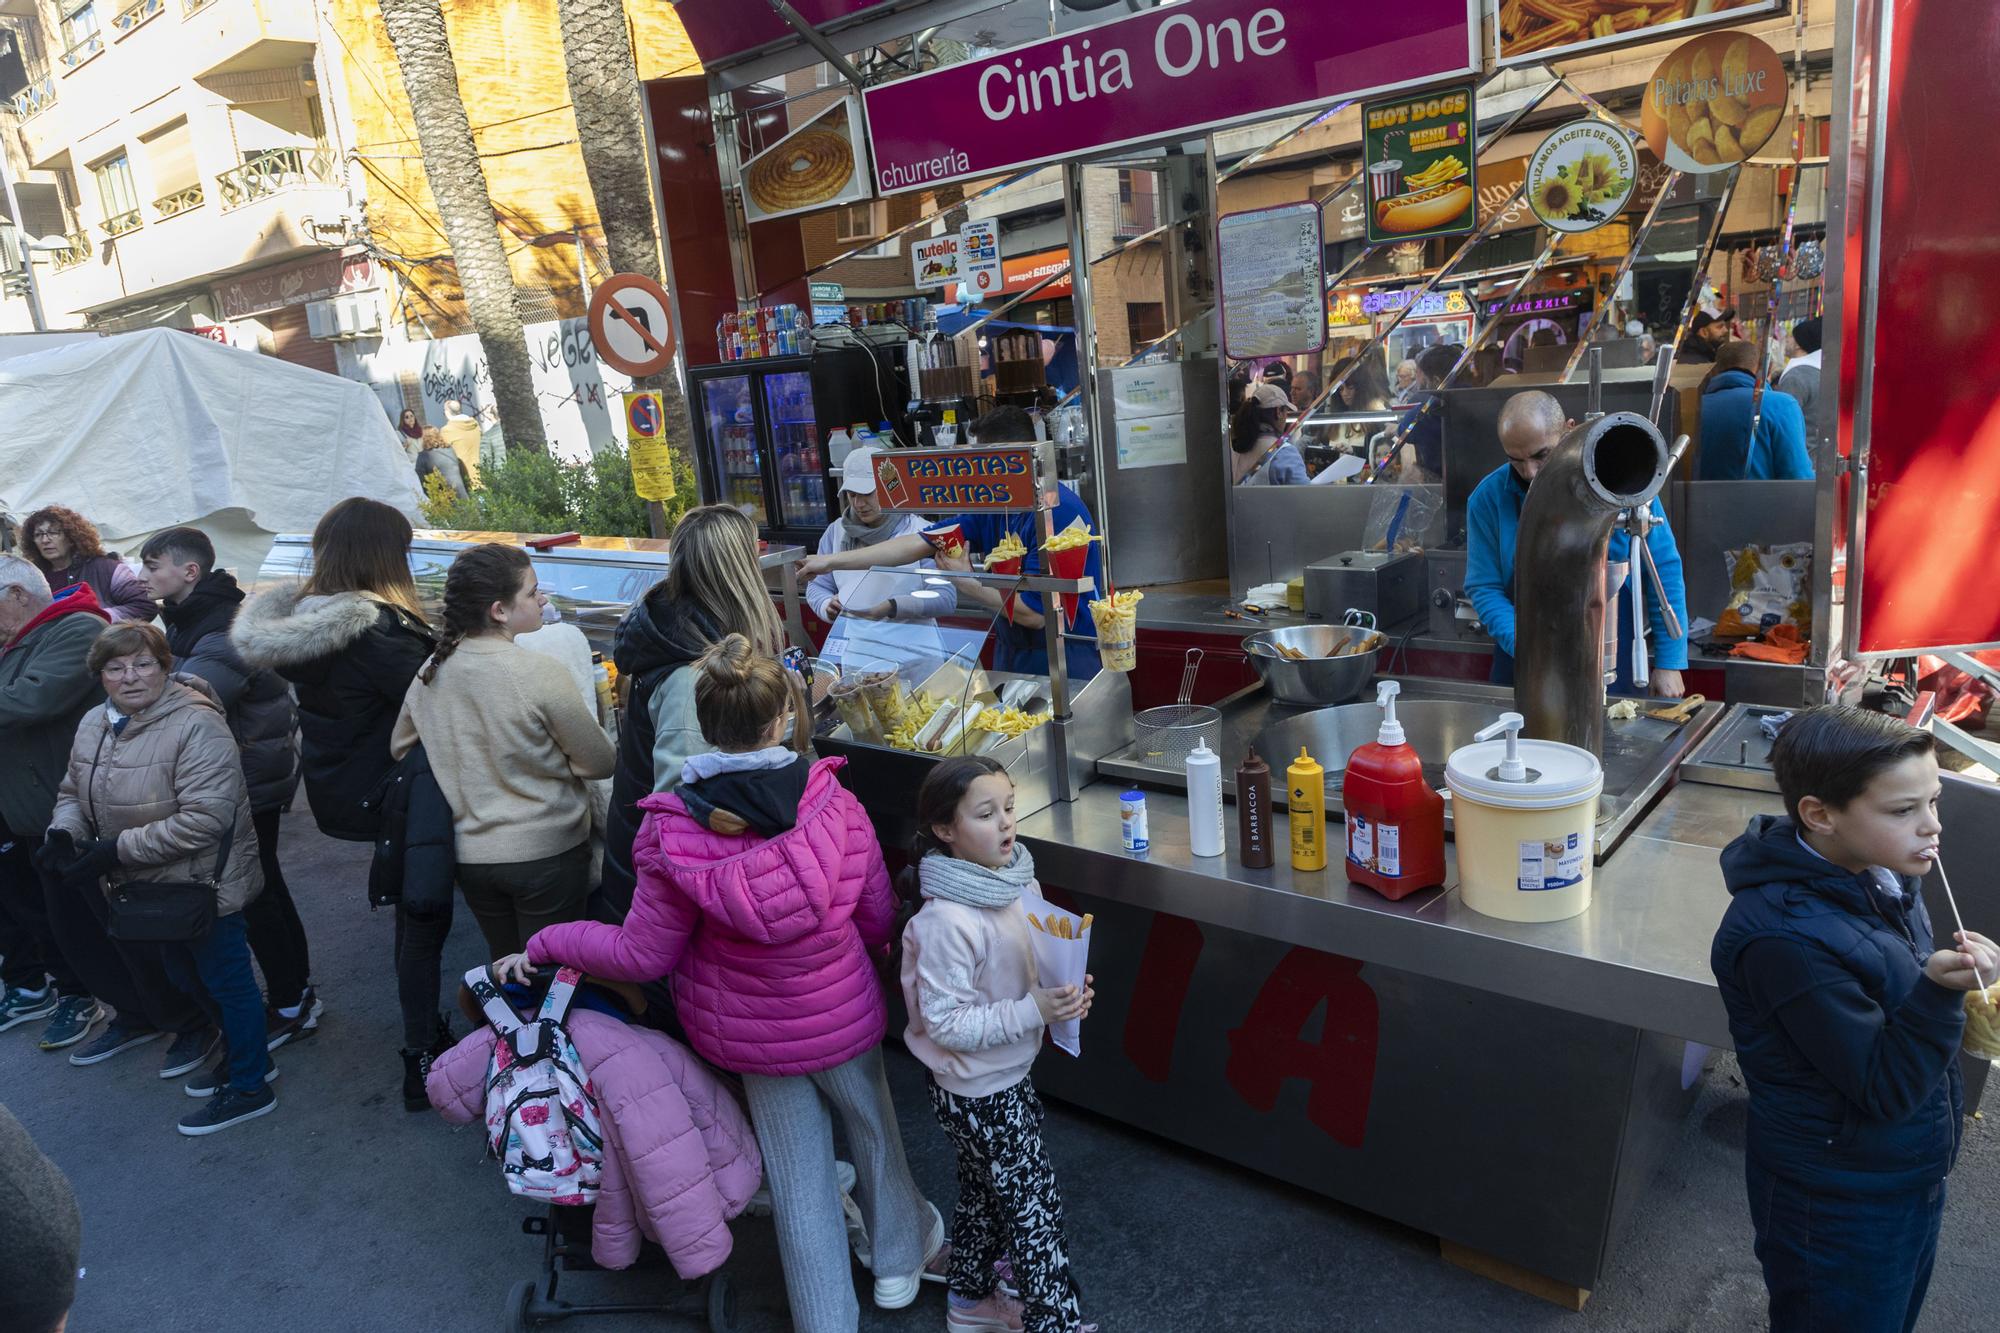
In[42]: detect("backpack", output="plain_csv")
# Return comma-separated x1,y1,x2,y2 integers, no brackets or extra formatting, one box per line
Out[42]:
466,965,605,1205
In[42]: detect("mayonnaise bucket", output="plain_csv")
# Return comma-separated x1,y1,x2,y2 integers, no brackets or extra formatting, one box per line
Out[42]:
1446,736,1602,923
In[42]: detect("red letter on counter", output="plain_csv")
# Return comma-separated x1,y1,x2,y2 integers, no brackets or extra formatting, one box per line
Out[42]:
1224,948,1379,1148
1122,914,1205,1083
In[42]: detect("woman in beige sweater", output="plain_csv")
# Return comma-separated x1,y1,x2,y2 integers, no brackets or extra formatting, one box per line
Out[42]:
392,544,615,956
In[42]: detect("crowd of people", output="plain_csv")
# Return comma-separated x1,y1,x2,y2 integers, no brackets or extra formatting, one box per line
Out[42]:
0,480,1100,1333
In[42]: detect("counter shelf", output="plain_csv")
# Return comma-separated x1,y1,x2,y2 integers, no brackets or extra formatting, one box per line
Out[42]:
1098,677,1722,860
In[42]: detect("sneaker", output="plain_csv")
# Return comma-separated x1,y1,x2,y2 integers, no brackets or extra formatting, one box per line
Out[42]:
874,1200,946,1309
67,1020,163,1066
159,1029,220,1079
37,995,105,1050
264,986,323,1051
177,1084,277,1137
0,986,58,1032
185,1055,280,1099
946,1290,1025,1333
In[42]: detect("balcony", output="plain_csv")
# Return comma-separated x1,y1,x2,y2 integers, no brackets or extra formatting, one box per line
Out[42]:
100,208,141,238
112,0,165,35
154,183,204,219
1114,172,1159,240
7,72,56,121
182,0,316,78
216,146,338,210
60,31,105,70
49,232,92,272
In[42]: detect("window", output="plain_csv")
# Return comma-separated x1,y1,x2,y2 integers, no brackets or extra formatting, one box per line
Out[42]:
1126,302,1166,351
142,119,202,217
1115,170,1158,239
60,1,102,65
90,152,140,236
831,201,896,258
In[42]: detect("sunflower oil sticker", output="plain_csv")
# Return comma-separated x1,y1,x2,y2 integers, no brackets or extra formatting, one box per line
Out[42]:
1518,832,1585,891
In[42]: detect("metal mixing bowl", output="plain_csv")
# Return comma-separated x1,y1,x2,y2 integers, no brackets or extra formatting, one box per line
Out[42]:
1244,624,1382,706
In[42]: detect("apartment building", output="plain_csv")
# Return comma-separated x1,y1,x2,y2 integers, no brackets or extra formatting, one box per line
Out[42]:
0,0,366,368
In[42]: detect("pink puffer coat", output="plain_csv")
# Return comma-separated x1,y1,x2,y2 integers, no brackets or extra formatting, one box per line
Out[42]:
428,1008,761,1275
528,757,896,1077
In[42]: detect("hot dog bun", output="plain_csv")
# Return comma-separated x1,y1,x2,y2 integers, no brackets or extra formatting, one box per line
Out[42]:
1374,182,1474,235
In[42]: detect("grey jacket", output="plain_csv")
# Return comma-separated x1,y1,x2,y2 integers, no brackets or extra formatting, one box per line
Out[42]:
1776,359,1820,433
0,595,107,835
51,678,263,915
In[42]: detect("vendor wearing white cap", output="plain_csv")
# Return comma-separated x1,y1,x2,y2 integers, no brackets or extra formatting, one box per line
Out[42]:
804,446,959,623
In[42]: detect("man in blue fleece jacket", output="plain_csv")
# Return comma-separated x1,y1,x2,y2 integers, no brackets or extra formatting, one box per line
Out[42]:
1711,707,1996,1333
1463,390,1689,696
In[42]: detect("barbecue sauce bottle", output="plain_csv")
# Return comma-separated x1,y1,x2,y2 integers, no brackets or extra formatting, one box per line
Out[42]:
1236,748,1274,868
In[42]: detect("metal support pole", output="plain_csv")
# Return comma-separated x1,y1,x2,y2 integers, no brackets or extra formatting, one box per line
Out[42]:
710,80,759,306
1061,162,1108,561
758,0,868,90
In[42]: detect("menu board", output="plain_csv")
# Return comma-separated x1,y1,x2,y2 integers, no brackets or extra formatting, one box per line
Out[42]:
1495,0,1783,70
1217,201,1326,361
1363,84,1478,245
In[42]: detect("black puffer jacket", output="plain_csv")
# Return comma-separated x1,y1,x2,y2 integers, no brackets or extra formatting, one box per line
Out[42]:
362,740,455,915
232,585,436,842
158,570,300,814
599,588,717,918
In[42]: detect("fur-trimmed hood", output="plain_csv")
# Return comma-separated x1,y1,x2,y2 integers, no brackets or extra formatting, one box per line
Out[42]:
233,585,410,672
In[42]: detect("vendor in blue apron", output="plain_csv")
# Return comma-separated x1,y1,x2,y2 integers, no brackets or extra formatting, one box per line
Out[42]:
794,405,1102,683
1464,390,1688,697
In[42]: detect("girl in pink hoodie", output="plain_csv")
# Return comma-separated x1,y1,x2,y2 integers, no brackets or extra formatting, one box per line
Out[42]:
902,757,1097,1333
494,635,941,1333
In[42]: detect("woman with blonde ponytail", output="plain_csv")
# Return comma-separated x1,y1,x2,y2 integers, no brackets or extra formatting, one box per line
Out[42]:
392,544,615,957
601,505,790,918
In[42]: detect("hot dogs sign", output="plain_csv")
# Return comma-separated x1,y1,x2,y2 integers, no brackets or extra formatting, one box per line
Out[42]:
1362,84,1478,245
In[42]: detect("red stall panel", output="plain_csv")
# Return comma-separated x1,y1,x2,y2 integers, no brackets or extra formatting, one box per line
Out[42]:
1843,0,2000,655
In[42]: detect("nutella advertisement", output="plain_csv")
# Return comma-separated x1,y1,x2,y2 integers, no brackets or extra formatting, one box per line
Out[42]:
863,0,1478,196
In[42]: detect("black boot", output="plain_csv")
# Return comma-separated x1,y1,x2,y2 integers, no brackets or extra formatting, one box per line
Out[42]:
431,1012,455,1059
401,1047,433,1113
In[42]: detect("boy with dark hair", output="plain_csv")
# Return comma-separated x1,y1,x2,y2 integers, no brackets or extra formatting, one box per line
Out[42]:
139,526,321,1047
1711,705,1997,1333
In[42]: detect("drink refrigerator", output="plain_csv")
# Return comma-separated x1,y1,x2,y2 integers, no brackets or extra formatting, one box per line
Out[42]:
687,343,913,546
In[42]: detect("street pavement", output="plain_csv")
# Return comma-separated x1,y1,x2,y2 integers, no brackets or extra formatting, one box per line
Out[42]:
5,812,1995,1332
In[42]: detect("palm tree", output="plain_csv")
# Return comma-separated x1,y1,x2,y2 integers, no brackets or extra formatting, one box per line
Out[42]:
376,0,547,454
553,0,693,533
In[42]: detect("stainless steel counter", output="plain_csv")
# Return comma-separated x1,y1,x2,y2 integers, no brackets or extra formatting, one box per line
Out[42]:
1018,777,1768,1049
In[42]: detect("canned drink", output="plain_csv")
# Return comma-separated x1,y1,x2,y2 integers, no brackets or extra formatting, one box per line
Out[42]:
1120,790,1150,853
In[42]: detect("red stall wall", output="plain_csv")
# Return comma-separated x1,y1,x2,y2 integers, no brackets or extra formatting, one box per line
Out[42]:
1845,0,2000,654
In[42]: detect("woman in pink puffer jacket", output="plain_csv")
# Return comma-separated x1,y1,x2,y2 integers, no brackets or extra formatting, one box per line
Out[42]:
501,636,943,1333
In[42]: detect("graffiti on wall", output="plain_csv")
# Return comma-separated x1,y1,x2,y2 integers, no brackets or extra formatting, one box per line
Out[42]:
344,315,636,464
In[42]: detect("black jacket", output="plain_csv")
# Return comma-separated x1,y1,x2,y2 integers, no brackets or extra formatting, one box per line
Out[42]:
232,585,436,842
1711,815,1966,1195
158,570,300,813
362,740,455,915
599,589,717,917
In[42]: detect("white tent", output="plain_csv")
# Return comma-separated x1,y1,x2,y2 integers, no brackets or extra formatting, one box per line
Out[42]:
0,328,421,581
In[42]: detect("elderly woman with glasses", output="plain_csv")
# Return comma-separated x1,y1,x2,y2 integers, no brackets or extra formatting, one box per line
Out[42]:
43,622,273,1137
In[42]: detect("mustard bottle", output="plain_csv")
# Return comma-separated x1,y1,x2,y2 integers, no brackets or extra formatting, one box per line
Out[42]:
1288,745,1327,872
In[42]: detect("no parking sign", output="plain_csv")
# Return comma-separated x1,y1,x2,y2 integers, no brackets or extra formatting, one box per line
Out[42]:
623,391,675,501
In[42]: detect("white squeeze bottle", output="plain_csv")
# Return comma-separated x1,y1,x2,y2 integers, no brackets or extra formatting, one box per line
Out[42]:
827,426,853,468
1186,737,1225,858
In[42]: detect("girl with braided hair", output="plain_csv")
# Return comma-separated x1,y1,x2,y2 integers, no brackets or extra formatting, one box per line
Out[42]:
392,544,616,959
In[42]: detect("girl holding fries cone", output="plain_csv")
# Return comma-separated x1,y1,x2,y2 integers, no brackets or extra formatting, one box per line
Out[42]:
903,756,1098,1333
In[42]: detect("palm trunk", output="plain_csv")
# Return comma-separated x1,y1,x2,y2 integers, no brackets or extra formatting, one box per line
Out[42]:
554,0,692,532
377,0,547,454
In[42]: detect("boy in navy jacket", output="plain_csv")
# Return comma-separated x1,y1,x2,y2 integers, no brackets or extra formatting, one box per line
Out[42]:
1712,707,1997,1333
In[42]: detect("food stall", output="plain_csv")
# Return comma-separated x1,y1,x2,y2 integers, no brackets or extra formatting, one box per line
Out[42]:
649,0,2000,1306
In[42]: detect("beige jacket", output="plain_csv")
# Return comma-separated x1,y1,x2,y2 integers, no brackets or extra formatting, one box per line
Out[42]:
392,636,616,864
52,678,263,915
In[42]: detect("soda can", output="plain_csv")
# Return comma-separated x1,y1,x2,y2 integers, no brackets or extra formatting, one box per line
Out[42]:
1120,790,1149,853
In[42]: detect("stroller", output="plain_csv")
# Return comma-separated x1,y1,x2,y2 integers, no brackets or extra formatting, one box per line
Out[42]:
464,965,742,1333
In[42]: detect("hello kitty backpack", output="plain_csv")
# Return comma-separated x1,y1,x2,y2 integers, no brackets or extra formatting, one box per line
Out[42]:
465,965,605,1205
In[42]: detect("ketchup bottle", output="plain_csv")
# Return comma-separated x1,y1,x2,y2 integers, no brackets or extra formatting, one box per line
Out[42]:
1342,681,1445,899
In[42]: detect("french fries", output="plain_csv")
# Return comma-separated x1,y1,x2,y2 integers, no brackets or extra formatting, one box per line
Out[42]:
1403,156,1467,191
1500,0,1755,56
1041,518,1100,554
988,531,1028,563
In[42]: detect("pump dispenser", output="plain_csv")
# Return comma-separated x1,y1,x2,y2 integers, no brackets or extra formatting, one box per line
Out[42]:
1342,680,1446,900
